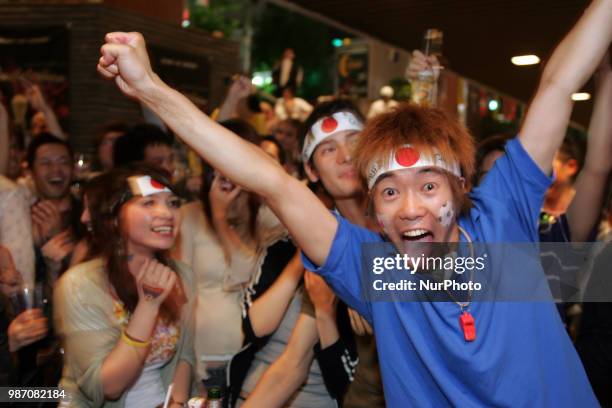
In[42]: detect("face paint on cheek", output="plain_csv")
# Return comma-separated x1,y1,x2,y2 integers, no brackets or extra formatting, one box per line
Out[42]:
437,200,455,227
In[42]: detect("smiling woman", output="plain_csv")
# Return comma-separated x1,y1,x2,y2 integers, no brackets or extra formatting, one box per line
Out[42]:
54,164,195,408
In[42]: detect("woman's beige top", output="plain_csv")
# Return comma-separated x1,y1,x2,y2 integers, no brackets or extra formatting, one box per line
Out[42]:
54,258,196,407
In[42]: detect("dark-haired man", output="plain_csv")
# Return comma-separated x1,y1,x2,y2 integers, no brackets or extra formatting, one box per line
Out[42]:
113,123,175,177
26,133,82,280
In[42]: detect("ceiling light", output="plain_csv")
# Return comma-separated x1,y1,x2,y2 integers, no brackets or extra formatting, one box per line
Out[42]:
571,92,591,101
511,55,540,66
488,100,499,111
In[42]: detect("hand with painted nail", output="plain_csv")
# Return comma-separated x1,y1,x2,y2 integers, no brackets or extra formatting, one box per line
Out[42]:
133,257,177,307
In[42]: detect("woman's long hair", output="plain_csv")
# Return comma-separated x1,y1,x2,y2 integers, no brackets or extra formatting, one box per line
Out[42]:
90,164,185,323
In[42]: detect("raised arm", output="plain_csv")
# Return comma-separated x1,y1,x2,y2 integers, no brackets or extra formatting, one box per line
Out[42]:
566,54,612,242
216,76,251,122
248,250,304,337
519,0,612,174
97,32,336,267
25,84,65,140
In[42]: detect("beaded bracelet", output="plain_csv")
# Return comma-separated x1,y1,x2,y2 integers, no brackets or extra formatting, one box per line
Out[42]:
121,328,150,348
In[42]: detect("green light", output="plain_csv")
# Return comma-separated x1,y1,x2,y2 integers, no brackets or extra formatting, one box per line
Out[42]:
332,38,343,48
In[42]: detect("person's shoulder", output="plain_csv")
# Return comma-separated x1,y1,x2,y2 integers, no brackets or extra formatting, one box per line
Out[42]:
335,213,380,243
57,258,107,297
0,176,28,205
504,137,551,180
0,175,17,192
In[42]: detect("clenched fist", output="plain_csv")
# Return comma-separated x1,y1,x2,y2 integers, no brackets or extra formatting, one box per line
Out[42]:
97,32,158,99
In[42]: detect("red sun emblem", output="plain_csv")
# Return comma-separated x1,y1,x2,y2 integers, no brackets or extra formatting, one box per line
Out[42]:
150,178,165,189
395,147,420,167
321,117,338,133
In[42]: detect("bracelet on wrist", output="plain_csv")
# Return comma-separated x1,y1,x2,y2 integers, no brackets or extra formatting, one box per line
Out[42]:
121,328,150,348
169,397,187,408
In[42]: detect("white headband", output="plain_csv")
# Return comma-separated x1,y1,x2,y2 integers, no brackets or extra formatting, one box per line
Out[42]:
127,175,172,196
367,145,461,190
302,111,363,162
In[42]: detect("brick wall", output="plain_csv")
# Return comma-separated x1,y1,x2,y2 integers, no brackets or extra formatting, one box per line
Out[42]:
0,2,239,152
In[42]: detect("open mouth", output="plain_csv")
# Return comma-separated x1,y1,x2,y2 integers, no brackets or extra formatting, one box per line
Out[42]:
402,229,433,242
48,177,65,187
151,226,174,236
219,178,235,192
400,229,434,257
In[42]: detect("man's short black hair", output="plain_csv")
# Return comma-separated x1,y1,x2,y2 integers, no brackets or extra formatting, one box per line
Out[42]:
474,132,515,185
27,132,73,167
558,131,586,179
113,124,174,167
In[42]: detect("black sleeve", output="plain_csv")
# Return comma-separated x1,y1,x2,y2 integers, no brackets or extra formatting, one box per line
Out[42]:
229,239,296,408
312,303,358,403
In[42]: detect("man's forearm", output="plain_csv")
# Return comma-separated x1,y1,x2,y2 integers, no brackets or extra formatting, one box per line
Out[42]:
249,253,303,337
567,66,612,241
242,350,311,408
314,308,340,349
139,78,286,200
216,95,239,122
582,68,612,175
539,0,612,92
519,0,612,173
41,105,65,141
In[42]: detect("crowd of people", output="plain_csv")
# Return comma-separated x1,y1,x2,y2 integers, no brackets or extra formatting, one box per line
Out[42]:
0,1,611,407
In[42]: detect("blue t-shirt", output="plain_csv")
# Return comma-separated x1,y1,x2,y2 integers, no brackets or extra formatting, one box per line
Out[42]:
303,138,597,407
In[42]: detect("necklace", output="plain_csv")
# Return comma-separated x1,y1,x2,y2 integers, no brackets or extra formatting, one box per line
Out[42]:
444,226,477,342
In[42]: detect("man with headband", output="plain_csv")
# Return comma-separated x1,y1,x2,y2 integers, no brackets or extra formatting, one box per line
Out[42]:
240,100,385,407
98,1,609,404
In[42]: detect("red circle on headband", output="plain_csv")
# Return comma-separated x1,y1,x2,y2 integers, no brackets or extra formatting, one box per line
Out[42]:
321,117,338,133
150,179,165,189
395,147,420,167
